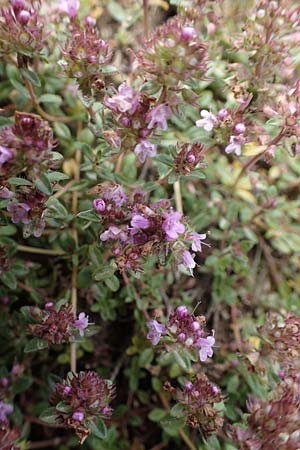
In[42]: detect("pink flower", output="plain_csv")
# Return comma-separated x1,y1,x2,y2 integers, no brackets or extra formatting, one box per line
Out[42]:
190,232,208,252
146,104,172,131
162,211,185,241
0,402,13,424
147,320,166,345
59,0,80,19
181,250,196,274
0,187,14,199
131,214,150,230
134,140,157,163
105,83,139,114
0,146,13,165
197,335,215,362
225,135,246,156
100,226,128,242
7,202,31,224
196,110,218,131
74,312,89,337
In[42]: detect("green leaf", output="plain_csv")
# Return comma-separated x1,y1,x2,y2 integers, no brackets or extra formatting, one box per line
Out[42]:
93,266,115,281
107,1,126,22
38,94,63,105
101,65,118,74
54,123,71,140
77,209,100,222
0,271,17,289
0,225,17,236
47,171,69,182
77,266,94,289
21,68,41,87
8,177,32,186
148,408,166,422
170,403,186,418
90,417,107,439
51,151,64,161
55,401,72,413
154,154,174,167
24,338,48,353
35,173,53,195
173,350,191,372
39,407,60,425
104,275,120,292
138,348,154,367
13,375,33,394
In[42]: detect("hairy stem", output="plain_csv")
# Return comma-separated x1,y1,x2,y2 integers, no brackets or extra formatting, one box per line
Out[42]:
174,180,183,213
70,137,81,373
143,0,149,39
17,245,66,256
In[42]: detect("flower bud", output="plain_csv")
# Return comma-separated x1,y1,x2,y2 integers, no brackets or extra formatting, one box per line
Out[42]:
85,16,96,27
72,411,84,422
93,198,106,213
186,153,196,164
181,26,197,42
234,123,246,134
11,0,25,12
218,108,229,120
17,10,31,26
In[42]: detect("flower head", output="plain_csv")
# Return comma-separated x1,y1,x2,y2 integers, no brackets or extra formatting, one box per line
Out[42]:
74,312,89,337
147,320,167,345
0,402,13,425
162,211,185,241
146,104,172,131
131,214,150,230
134,140,157,163
0,146,13,165
196,110,218,132
59,0,80,19
225,135,246,156
7,202,31,224
189,232,208,252
181,250,196,274
105,83,140,115
197,335,215,362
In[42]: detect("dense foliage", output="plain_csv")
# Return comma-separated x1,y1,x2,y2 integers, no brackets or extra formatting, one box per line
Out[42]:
1,0,300,449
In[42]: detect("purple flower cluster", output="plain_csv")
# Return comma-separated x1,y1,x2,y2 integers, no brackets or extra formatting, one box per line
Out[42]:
50,371,115,444
104,82,171,162
147,306,215,363
165,374,223,435
61,18,111,95
0,112,58,237
0,0,44,58
196,108,247,156
229,380,300,449
92,184,208,274
135,18,208,90
28,304,91,345
174,142,206,175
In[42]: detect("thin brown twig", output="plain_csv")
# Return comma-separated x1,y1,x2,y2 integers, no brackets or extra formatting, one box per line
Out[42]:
23,77,74,123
